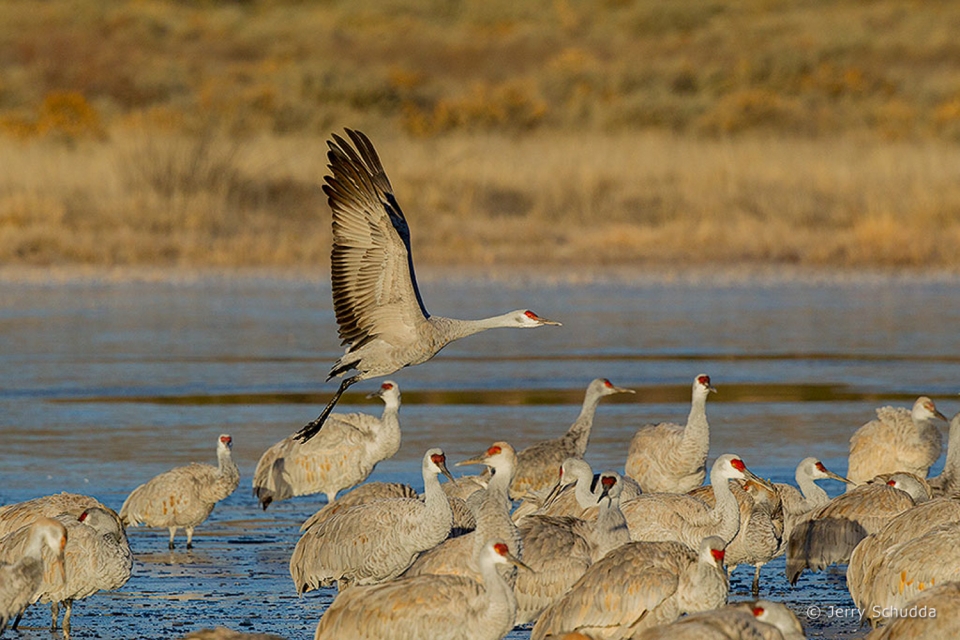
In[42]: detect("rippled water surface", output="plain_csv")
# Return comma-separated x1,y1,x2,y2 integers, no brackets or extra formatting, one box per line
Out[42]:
3,271,959,639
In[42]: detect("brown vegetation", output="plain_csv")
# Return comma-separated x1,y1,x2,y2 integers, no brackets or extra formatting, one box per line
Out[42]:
1,0,960,271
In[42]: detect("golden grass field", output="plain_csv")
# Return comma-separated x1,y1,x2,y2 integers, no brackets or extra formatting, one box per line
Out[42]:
2,0,960,271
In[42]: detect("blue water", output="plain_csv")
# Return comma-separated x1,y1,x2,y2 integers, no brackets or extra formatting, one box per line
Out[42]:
2,270,958,639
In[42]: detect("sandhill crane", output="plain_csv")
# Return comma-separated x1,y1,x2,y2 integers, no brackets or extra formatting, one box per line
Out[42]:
514,473,632,625
253,381,402,509
633,599,805,640
295,128,560,441
864,580,960,639
120,434,240,549
0,507,132,634
511,379,634,500
625,374,716,494
847,396,946,487
857,522,960,626
519,458,642,523
774,457,852,544
0,518,66,635
786,472,927,584
848,496,960,610
314,538,528,640
929,411,960,496
290,448,454,593
403,442,521,584
0,492,106,539
691,478,783,597
621,454,771,551
531,536,729,640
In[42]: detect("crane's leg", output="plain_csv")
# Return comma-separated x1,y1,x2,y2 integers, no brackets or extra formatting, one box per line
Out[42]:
168,527,177,550
50,601,59,630
62,600,73,637
186,527,195,549
295,376,361,442
752,564,762,597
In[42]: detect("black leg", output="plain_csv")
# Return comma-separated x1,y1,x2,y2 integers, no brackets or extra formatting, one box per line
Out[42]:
295,376,359,442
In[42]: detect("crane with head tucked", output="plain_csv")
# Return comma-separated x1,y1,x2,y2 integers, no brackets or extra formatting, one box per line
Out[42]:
296,129,560,441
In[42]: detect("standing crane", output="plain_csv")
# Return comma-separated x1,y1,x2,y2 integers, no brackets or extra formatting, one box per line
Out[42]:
0,507,132,635
296,129,560,441
511,378,634,500
0,517,67,636
120,434,240,549
253,381,403,509
403,442,521,585
290,448,455,593
314,539,528,640
625,374,717,494
847,396,946,486
620,454,772,551
530,536,729,640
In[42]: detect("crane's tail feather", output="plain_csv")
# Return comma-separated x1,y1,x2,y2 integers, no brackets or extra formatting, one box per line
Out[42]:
295,376,360,442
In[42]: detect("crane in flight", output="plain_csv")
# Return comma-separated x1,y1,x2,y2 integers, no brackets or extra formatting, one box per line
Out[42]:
296,129,560,441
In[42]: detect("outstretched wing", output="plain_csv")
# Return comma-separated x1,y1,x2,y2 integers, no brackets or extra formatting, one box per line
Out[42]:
323,129,429,355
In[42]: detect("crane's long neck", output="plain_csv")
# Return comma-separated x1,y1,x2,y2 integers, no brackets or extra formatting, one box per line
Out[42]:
796,471,829,508
218,449,240,484
574,474,597,510
678,553,728,616
375,401,403,457
679,391,710,454
477,554,519,636
565,389,605,454
706,471,742,545
421,470,454,541
593,497,631,560
432,313,524,344
475,463,520,555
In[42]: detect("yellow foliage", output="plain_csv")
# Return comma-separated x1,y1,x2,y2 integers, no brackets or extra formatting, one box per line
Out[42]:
35,92,104,140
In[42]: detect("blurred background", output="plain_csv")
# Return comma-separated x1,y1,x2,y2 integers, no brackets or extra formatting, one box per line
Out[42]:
1,0,960,271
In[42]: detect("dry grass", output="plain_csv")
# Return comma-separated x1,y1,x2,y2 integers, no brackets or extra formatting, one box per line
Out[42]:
3,130,960,269
1,0,960,270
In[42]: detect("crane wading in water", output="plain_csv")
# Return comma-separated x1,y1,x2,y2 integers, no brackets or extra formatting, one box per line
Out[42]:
295,129,561,442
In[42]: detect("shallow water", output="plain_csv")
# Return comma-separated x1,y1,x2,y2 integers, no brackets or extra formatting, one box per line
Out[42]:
2,271,959,639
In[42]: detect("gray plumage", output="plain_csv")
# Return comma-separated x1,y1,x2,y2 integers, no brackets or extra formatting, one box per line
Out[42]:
314,539,526,640
530,536,729,640
299,481,418,532
848,496,960,611
253,381,402,508
847,397,946,487
290,448,454,592
864,580,960,639
625,374,716,494
774,457,852,547
510,379,634,501
621,454,770,551
786,473,924,585
297,128,560,440
120,434,240,549
0,517,66,635
1,507,131,634
516,458,642,523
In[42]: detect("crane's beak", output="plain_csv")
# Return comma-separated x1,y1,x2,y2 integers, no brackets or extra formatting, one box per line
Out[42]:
597,483,613,503
505,550,533,573
613,386,636,395
456,454,487,467
826,470,855,484
742,467,775,492
534,315,562,326
436,460,455,483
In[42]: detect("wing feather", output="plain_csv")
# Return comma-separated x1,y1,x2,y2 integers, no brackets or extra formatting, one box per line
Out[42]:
323,130,429,358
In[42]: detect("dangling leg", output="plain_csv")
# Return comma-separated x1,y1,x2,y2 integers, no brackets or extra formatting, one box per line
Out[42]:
295,376,361,442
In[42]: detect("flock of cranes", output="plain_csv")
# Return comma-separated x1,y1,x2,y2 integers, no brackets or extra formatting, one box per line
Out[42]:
4,128,960,640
